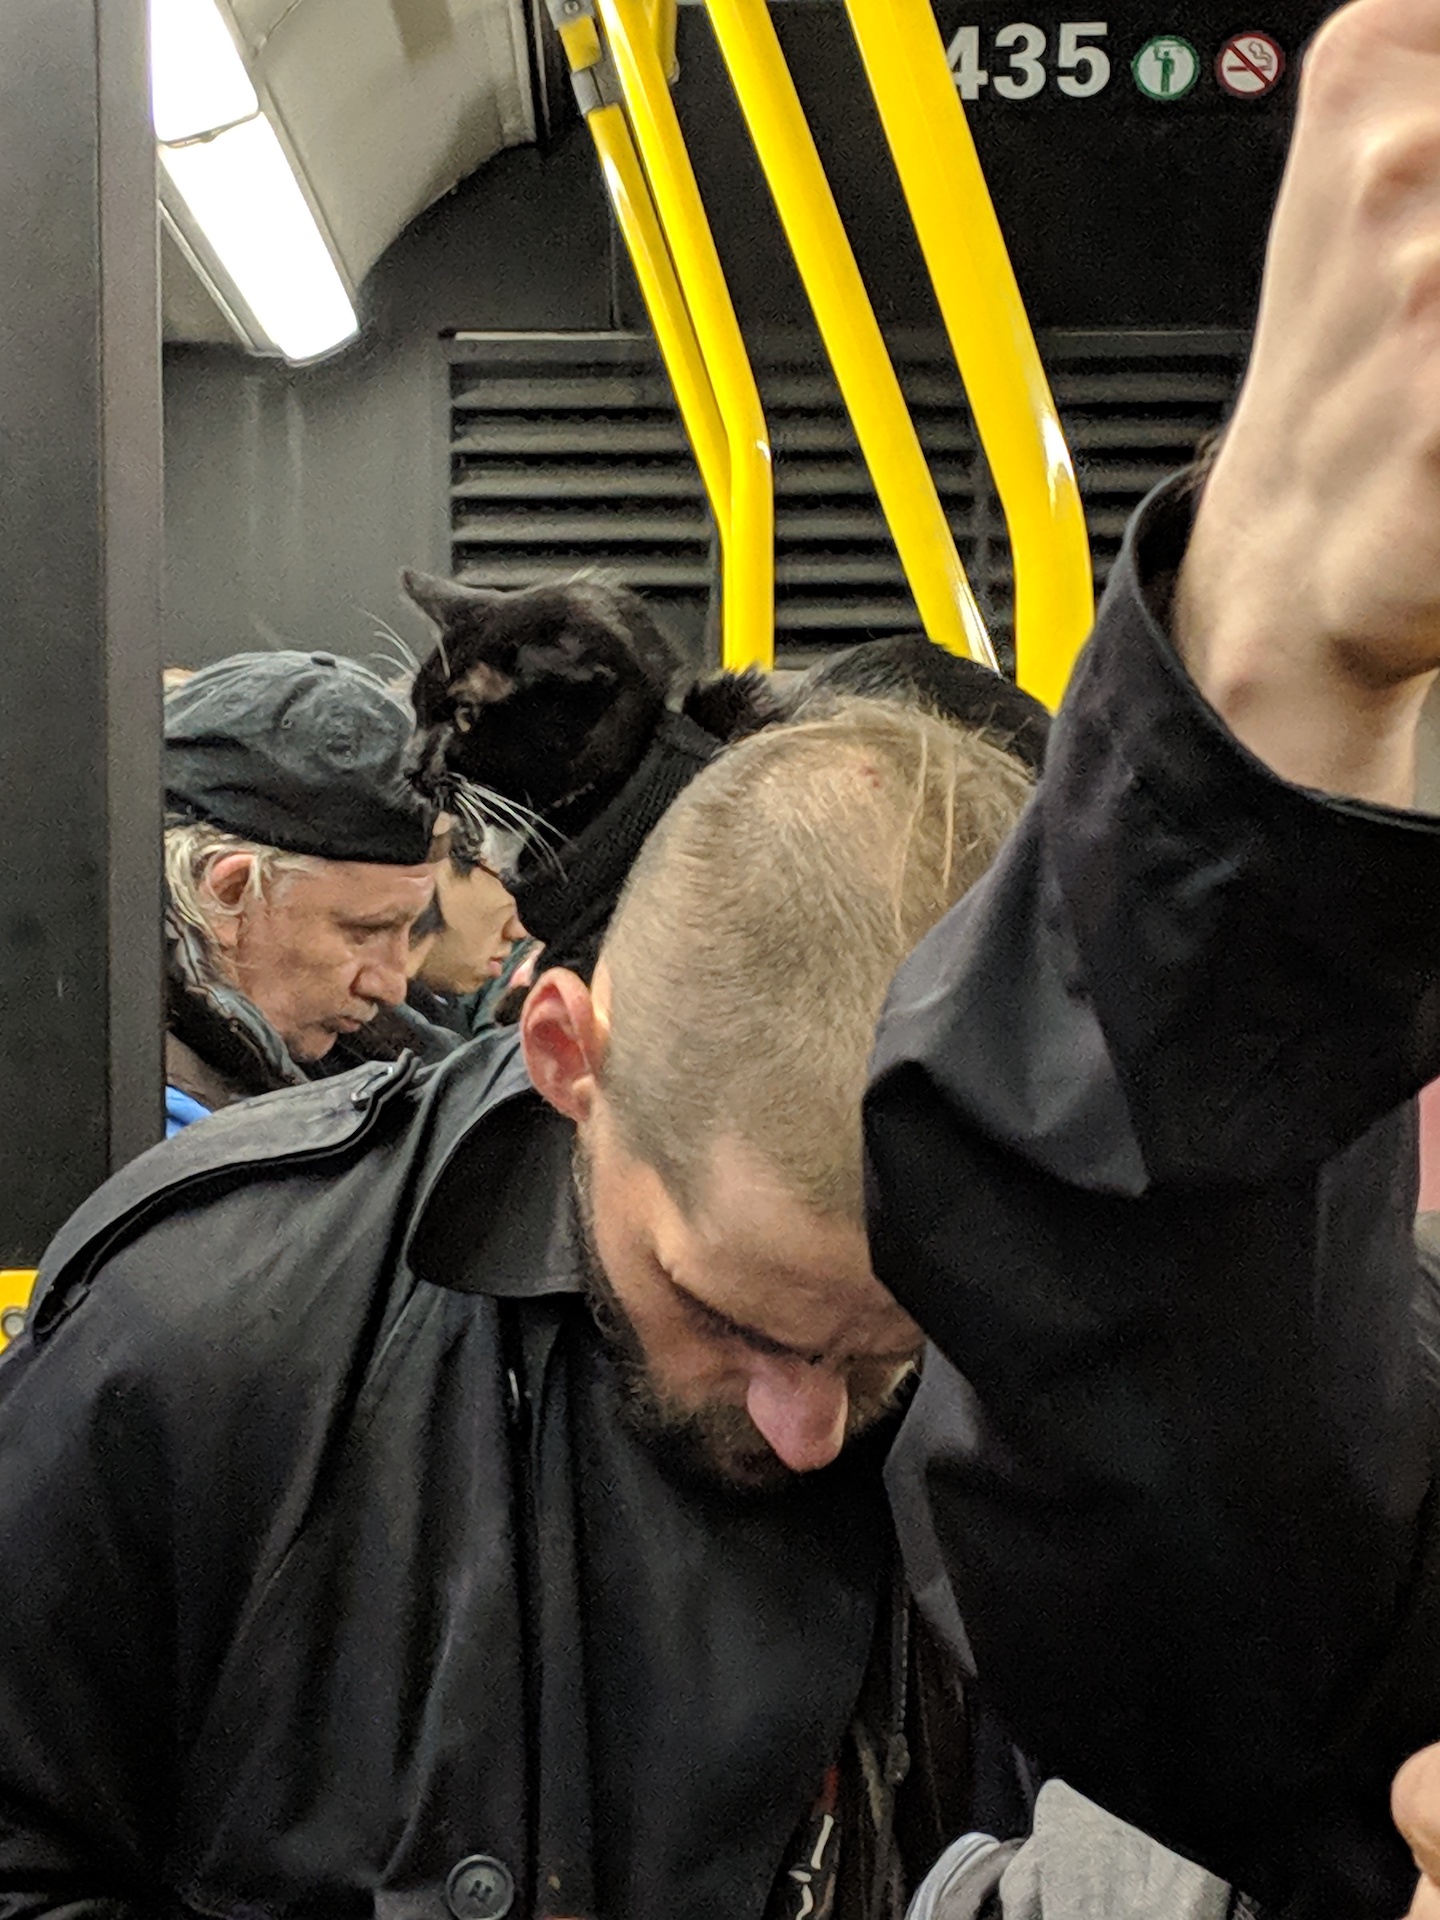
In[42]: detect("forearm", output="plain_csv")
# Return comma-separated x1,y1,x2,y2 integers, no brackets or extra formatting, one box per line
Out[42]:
872,476,1440,1909
1171,1,1440,806
1175,502,1437,808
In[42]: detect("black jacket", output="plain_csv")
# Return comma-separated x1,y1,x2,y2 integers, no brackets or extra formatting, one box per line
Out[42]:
0,1040,968,1920
869,481,1440,1919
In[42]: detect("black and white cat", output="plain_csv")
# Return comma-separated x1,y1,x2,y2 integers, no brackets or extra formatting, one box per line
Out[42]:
400,570,780,976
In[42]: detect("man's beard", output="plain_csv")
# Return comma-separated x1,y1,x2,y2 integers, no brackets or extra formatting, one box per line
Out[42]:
572,1142,912,1495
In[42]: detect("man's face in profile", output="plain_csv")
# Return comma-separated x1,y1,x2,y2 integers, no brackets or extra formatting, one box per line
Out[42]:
223,858,435,1059
573,1111,921,1491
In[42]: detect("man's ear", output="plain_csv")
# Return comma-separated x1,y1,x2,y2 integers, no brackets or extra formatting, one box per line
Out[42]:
201,852,257,952
520,969,609,1123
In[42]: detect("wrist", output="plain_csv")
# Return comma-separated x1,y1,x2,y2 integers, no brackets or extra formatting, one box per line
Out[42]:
1174,485,1435,809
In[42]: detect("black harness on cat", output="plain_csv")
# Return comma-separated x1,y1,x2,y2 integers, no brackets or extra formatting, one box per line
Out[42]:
510,709,722,981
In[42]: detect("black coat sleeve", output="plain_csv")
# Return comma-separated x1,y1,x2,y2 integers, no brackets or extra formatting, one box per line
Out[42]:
0,1195,345,1920
867,481,1440,1917
0,1288,178,1920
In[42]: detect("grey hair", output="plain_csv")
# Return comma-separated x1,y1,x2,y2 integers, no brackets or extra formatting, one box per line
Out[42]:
164,822,319,944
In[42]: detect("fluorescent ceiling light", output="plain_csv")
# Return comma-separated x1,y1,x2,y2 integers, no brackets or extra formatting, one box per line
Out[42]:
150,0,257,143
160,119,359,362
150,0,359,364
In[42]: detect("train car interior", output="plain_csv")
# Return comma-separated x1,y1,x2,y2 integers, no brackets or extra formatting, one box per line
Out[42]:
0,0,1380,1295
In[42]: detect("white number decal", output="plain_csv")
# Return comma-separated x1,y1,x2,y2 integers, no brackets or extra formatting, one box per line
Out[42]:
1055,20,1110,94
992,21,1046,98
946,24,990,99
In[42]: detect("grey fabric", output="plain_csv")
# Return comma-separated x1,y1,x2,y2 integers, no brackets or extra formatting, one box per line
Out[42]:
907,1785,1237,1920
994,1785,1236,1920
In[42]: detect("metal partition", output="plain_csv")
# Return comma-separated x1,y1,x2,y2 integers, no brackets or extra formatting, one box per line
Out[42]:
0,0,163,1268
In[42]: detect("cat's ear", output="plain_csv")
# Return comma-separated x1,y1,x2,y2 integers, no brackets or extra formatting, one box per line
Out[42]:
400,568,497,627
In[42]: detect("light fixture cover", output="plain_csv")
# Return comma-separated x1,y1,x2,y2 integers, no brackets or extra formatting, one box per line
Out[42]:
149,0,258,144
160,119,359,362
150,0,359,363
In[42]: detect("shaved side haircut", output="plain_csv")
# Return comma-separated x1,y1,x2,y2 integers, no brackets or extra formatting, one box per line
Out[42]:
599,699,1031,1222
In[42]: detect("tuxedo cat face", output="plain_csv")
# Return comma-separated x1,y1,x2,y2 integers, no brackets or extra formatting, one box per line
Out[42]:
402,571,679,865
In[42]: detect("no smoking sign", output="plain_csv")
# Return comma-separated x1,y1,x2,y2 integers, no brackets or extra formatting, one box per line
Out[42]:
1216,30,1285,96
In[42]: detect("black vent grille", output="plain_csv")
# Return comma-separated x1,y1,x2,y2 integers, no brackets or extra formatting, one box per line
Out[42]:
448,329,1246,669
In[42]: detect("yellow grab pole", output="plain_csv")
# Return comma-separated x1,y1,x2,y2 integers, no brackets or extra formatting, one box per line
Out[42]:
585,0,776,671
585,104,732,520
0,1270,35,1350
842,0,1093,710
645,0,679,79
551,7,752,662
699,0,996,669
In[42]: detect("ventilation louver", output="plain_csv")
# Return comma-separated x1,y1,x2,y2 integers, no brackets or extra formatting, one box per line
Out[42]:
449,329,1246,671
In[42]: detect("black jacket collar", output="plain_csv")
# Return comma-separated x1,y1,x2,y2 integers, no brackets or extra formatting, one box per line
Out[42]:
34,1034,586,1332
401,1053,587,1301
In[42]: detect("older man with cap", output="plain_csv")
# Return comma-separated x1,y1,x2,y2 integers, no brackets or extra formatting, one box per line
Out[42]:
162,649,437,1131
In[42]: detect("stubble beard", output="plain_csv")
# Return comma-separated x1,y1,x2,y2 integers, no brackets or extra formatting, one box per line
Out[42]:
571,1142,910,1495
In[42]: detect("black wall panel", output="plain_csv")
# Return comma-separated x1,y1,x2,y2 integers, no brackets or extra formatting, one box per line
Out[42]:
0,0,162,1259
665,0,1327,334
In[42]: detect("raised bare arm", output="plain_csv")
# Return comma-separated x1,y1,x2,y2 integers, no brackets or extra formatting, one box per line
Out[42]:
1178,0,1440,806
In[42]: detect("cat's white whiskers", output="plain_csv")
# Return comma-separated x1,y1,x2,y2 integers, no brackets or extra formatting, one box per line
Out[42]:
361,611,422,676
449,775,567,879
482,793,564,853
368,646,415,688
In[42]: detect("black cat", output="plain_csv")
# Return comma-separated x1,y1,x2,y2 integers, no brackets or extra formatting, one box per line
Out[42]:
400,570,780,979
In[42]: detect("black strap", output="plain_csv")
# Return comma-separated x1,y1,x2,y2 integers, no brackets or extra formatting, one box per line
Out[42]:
868,1560,914,1919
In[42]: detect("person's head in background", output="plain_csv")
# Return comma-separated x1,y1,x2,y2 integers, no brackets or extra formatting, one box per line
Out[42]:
165,652,436,1063
791,633,1051,775
518,700,1032,1489
408,840,529,998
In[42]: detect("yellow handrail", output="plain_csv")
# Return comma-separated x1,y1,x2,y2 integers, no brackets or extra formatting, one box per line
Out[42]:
587,103,730,513
841,0,1093,710
645,0,679,80
588,0,777,672
699,0,996,669
562,71,731,528
0,1270,35,1352
552,13,742,661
